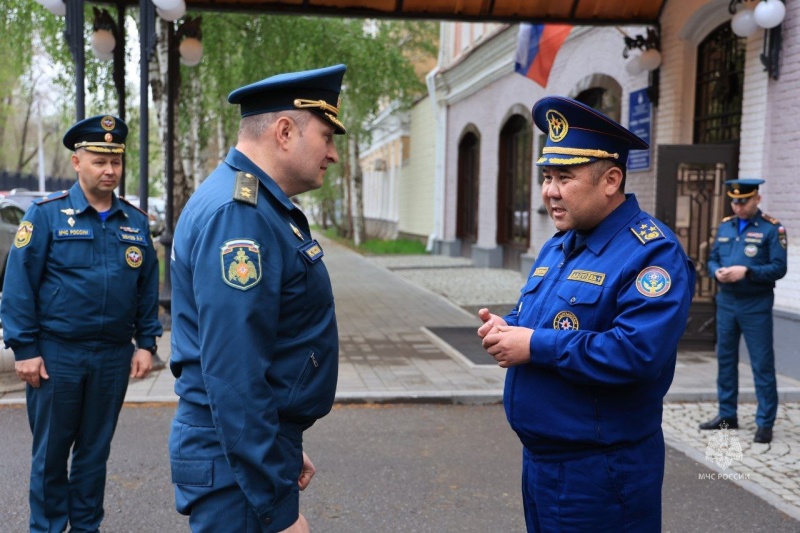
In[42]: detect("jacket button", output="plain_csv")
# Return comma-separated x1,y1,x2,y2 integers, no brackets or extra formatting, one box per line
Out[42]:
570,297,576,304
261,516,272,525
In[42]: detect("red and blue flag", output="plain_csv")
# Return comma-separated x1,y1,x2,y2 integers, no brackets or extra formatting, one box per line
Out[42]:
514,23,572,87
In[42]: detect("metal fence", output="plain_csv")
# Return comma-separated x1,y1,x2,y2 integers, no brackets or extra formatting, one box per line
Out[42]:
0,171,75,193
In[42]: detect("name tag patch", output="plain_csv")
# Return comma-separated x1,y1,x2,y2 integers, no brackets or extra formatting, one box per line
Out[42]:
54,228,93,239
567,270,605,285
299,240,324,264
118,231,146,244
532,267,549,277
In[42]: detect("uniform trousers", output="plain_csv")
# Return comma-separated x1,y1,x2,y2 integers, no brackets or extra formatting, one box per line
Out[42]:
170,401,303,533
715,290,778,428
521,429,665,533
26,338,133,533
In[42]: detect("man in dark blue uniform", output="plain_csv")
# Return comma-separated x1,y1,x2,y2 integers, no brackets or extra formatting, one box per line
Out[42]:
1,115,162,532
169,65,345,533
478,97,695,532
699,179,788,443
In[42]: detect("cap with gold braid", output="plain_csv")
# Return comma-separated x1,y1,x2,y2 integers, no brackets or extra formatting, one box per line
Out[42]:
532,96,647,167
725,179,764,202
228,64,347,134
62,115,127,154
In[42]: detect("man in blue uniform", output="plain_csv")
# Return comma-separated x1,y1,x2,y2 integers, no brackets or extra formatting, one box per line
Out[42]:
478,97,695,532
1,115,162,532
699,179,788,443
169,65,345,533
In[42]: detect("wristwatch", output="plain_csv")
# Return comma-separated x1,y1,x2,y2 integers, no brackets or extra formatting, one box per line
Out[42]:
139,344,158,355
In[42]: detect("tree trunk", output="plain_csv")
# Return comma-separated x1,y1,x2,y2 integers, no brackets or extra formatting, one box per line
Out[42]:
350,134,366,246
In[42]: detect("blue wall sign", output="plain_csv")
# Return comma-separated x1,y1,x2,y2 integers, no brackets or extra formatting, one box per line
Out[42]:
627,88,651,172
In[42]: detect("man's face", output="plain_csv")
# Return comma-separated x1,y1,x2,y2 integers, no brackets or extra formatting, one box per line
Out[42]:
288,114,339,194
541,163,611,231
731,194,760,220
72,149,122,199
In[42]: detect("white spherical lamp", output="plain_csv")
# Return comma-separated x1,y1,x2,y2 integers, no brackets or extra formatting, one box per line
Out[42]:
754,0,786,29
639,49,662,71
91,29,116,56
625,56,644,76
179,37,203,67
731,9,760,37
152,0,184,11
157,1,186,22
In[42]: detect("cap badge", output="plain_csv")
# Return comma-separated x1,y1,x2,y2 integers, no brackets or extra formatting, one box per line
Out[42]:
546,109,569,142
101,116,116,131
104,133,113,142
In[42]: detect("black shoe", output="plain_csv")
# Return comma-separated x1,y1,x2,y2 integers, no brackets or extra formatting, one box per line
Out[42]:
754,427,773,443
699,416,738,430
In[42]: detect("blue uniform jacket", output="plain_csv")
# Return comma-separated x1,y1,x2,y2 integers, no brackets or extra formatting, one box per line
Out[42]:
503,194,695,456
169,148,338,524
1,182,162,360
707,210,787,295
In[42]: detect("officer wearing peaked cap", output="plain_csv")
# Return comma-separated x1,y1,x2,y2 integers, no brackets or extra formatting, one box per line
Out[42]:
478,96,695,532
1,114,162,532
169,65,345,532
700,179,788,444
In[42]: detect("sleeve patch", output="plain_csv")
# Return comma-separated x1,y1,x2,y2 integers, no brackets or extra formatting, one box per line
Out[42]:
636,266,672,297
15,221,34,248
220,239,262,290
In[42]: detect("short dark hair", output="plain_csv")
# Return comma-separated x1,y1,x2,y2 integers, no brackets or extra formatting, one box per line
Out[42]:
591,160,627,193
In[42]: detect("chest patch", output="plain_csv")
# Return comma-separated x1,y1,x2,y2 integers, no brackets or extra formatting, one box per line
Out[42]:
553,311,579,330
532,267,549,277
636,266,671,298
221,239,262,290
125,246,143,268
744,244,758,257
298,240,324,264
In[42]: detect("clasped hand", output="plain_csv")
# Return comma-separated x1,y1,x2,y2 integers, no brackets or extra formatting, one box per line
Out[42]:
477,308,532,368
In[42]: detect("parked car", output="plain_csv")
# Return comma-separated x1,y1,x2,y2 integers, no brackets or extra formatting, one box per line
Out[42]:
3,190,53,212
0,199,26,287
123,195,166,237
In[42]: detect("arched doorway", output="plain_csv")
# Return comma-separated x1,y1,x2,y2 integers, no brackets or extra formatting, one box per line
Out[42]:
496,114,532,271
456,129,480,258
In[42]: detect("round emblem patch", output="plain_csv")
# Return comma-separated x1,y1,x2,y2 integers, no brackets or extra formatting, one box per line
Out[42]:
553,311,579,330
125,246,143,268
15,221,33,248
636,266,671,298
744,244,758,257
545,109,569,142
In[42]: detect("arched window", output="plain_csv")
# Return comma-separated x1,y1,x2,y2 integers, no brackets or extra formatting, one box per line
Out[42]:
694,23,746,144
457,131,480,246
497,114,532,268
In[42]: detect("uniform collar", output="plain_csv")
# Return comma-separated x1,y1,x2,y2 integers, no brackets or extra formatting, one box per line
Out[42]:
559,193,642,255
69,181,124,218
224,148,297,212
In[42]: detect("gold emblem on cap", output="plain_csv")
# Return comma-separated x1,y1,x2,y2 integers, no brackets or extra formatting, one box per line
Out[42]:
101,116,115,131
546,109,569,143
104,132,113,142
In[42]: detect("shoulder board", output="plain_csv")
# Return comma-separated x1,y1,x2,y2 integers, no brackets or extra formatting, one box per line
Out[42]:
630,218,666,245
760,212,781,225
233,171,259,206
722,215,735,223
119,196,149,217
35,190,69,205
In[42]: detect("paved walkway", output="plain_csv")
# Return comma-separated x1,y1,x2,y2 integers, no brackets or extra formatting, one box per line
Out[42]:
2,234,800,521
